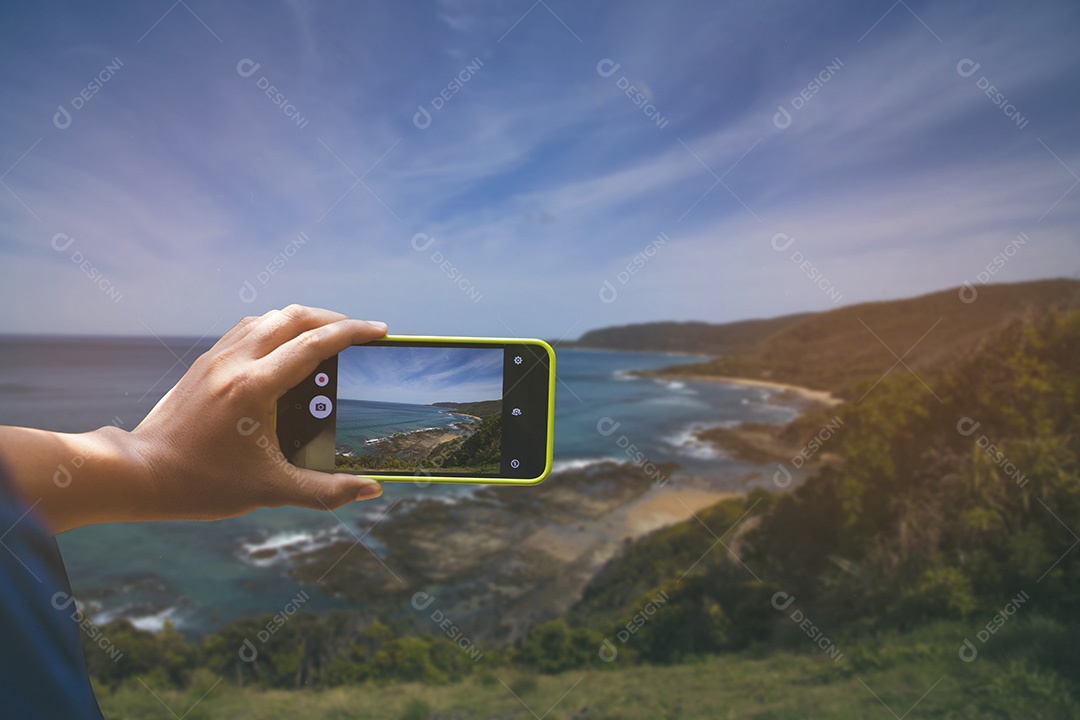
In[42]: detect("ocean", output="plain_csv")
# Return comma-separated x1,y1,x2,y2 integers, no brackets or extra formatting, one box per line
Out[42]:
0,336,809,635
336,399,474,455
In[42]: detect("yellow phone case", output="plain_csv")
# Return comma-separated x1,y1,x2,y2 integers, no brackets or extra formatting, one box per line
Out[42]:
280,334,556,485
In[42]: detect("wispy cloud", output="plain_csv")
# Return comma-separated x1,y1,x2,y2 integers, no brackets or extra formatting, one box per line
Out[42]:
0,0,1077,336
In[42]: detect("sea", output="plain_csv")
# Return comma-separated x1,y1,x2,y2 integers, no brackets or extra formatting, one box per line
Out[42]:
336,399,476,456
0,336,810,636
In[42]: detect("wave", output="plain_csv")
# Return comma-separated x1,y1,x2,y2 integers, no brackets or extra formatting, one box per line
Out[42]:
352,425,454,447
550,457,626,475
650,377,691,391
662,422,731,460
93,604,186,633
238,528,345,568
127,606,184,633
646,395,708,408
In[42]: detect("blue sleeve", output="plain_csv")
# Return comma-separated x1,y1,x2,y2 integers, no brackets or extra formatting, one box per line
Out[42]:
0,461,105,719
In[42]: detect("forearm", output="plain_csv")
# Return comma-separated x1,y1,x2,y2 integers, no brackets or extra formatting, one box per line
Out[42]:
0,308,386,535
0,425,153,534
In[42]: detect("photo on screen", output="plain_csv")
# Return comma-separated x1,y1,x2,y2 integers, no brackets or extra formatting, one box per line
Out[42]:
334,346,503,475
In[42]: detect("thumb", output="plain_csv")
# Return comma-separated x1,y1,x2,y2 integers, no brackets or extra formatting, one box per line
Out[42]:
281,468,384,510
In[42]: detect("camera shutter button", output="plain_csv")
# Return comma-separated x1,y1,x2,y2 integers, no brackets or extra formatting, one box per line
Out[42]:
309,395,333,419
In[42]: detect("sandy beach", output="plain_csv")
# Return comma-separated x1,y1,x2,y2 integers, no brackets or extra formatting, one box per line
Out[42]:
339,429,464,467
654,372,842,406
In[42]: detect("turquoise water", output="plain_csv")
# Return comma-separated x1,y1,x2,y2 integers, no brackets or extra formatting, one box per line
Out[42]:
336,399,474,455
0,337,808,635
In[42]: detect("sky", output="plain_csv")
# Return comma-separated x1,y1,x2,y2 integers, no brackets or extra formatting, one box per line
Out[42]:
0,0,1077,341
337,345,503,404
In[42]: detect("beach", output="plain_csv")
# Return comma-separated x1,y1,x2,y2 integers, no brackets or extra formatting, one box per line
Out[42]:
6,341,825,635
286,369,837,645
356,423,472,464
289,459,749,644
635,370,841,406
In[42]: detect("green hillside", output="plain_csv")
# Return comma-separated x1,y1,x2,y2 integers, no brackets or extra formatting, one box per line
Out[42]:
577,279,1080,396
94,619,1078,719
84,306,1080,718
569,315,811,355
430,399,502,418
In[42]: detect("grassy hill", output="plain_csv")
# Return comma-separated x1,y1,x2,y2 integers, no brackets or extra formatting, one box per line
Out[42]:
84,304,1080,718
430,400,502,418
94,618,1078,719
574,278,1080,396
569,315,811,356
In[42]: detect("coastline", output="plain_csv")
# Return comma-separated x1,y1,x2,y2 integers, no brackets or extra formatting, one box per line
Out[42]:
555,344,716,359
341,425,470,465
640,371,842,407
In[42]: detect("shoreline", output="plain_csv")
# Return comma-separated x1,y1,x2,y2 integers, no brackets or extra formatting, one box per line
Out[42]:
555,344,716,359
639,371,842,407
341,425,470,465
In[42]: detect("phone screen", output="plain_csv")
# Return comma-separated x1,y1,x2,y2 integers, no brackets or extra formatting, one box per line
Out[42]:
276,338,554,483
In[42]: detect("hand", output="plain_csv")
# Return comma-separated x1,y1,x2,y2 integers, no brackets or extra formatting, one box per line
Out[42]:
0,305,388,533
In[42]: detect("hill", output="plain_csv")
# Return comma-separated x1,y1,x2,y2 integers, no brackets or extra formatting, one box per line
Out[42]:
569,315,811,355
94,619,1079,719
575,278,1080,396
430,399,501,418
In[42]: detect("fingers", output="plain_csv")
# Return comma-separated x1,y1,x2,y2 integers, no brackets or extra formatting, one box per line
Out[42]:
240,305,356,359
213,314,263,352
260,317,388,395
280,468,383,510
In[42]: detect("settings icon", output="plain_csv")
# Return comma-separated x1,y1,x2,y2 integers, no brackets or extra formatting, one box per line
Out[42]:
511,407,522,416
513,355,523,365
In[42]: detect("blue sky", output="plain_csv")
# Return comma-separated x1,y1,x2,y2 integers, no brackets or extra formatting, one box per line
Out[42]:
337,345,502,404
0,0,1077,340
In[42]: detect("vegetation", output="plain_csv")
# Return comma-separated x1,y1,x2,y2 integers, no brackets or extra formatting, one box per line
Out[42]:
434,413,501,471
335,412,502,475
430,399,502,418
586,279,1080,396
85,304,1080,716
93,619,1079,718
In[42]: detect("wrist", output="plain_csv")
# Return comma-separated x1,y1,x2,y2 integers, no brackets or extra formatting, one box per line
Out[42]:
49,426,157,531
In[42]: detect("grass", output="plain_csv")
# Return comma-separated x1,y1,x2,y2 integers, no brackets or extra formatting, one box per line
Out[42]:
94,620,1079,719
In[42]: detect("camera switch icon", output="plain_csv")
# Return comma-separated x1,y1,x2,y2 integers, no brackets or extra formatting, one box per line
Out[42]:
309,395,333,419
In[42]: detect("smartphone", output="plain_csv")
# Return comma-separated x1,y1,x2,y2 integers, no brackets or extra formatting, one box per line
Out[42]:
276,335,555,484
